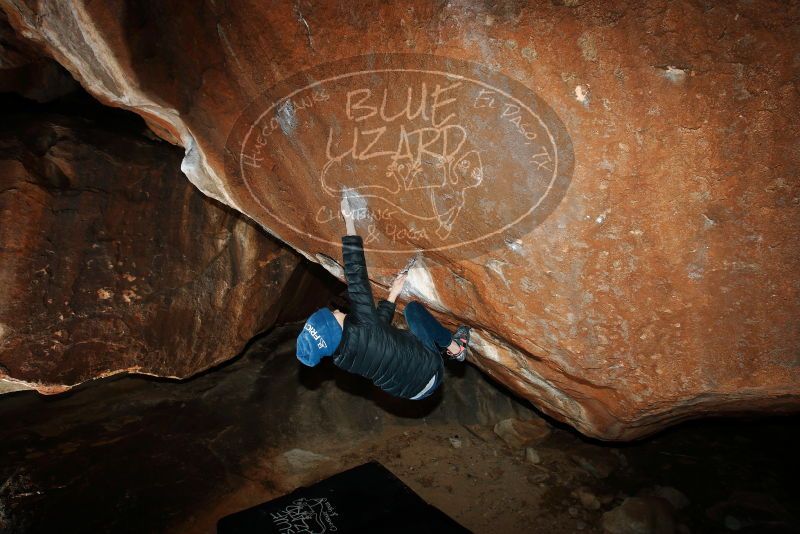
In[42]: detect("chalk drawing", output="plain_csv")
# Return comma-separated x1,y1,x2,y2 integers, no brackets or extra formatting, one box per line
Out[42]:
270,497,339,534
226,54,574,263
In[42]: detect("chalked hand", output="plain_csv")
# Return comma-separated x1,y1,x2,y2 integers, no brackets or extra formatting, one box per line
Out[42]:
340,192,356,235
340,194,352,219
388,272,408,302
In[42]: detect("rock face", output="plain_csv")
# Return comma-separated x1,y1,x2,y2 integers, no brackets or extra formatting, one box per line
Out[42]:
0,102,300,393
2,0,798,438
0,10,77,102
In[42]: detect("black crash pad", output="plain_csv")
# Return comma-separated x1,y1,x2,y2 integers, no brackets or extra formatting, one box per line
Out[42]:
217,461,470,533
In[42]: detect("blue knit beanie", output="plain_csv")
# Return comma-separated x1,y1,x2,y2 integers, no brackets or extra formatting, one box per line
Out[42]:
296,308,342,367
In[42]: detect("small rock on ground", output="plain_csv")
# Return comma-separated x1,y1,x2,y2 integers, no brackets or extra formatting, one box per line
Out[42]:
602,496,676,534
574,486,602,510
493,417,551,449
571,446,619,479
525,447,541,464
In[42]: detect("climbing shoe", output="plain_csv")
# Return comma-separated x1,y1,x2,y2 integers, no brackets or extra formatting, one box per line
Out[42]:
446,325,470,362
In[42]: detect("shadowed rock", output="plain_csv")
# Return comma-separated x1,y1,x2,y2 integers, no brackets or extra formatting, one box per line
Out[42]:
1,0,798,438
0,102,301,393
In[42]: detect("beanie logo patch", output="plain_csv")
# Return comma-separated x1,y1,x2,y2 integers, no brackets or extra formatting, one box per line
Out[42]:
304,322,328,350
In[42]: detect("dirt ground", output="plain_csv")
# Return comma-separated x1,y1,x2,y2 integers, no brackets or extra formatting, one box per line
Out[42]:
196,422,602,534
1,325,798,533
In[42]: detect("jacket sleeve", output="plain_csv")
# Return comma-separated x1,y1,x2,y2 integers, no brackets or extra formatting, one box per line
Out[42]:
376,299,396,324
342,235,377,323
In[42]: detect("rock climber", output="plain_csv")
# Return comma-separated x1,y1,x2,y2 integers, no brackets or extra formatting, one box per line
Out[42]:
295,197,471,400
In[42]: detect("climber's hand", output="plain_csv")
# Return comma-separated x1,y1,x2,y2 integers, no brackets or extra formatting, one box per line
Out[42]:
388,272,407,303
340,195,356,235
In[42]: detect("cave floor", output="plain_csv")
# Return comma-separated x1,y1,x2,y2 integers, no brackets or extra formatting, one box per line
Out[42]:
1,325,798,533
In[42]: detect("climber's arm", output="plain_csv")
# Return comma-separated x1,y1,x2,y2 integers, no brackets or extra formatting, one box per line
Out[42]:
376,299,396,324
340,196,377,321
376,271,406,324
387,272,407,303
342,235,377,322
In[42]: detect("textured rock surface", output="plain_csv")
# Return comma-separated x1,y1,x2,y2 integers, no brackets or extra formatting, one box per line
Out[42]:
2,0,799,438
0,10,77,102
0,102,301,393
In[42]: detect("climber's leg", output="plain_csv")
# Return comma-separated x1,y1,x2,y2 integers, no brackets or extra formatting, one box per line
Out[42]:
403,301,454,353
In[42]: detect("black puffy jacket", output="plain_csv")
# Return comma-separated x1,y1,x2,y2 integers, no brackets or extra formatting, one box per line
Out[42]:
332,235,443,399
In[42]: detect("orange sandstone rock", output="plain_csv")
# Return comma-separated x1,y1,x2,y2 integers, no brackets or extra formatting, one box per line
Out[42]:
0,106,301,393
2,0,798,438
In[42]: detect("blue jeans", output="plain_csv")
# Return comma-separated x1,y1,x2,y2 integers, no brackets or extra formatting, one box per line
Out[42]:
403,301,452,399
404,301,453,352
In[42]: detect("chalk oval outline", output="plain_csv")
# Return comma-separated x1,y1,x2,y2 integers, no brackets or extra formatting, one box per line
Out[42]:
229,53,574,254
